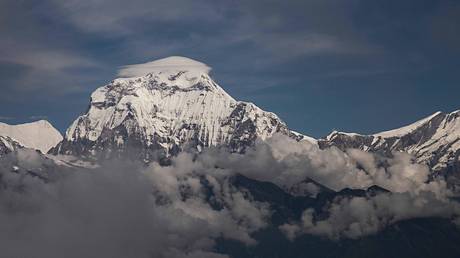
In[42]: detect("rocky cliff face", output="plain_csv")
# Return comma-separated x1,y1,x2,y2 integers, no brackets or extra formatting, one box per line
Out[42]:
51,56,310,161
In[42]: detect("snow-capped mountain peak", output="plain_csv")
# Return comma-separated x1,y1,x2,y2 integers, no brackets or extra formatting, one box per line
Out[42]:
53,56,309,160
0,120,62,153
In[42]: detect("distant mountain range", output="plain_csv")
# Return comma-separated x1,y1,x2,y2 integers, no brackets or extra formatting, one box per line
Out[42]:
1,56,459,178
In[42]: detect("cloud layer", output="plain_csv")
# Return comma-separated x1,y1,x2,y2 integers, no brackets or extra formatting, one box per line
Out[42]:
1,134,459,257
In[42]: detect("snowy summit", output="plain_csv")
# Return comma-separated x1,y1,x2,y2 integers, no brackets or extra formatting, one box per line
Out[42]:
52,56,309,160
0,120,63,153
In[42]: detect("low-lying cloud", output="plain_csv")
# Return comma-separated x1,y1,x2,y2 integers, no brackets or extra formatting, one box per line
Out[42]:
280,192,460,240
0,134,459,257
0,150,270,258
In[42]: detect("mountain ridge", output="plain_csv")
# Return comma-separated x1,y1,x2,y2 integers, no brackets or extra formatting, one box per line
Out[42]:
319,109,460,176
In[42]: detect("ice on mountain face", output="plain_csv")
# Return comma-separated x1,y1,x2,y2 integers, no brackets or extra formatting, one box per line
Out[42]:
54,56,311,160
0,120,63,153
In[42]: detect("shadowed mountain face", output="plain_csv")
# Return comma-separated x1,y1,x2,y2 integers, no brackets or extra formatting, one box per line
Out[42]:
217,175,460,258
217,218,460,258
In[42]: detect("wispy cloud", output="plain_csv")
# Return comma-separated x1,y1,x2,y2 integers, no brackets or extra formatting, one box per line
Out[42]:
48,0,225,35
28,115,48,121
0,39,104,98
0,116,14,121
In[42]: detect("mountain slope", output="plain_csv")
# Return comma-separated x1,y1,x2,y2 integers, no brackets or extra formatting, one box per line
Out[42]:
319,110,460,175
0,120,63,153
52,56,310,160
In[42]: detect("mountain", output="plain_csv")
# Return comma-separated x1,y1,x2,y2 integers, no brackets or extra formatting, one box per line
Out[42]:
0,120,63,153
33,55,460,178
319,110,460,177
51,56,312,161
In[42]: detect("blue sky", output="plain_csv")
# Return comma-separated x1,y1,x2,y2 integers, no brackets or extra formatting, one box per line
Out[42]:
0,0,459,138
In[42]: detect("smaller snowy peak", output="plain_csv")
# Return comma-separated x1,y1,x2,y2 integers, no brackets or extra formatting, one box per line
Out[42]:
117,56,211,78
0,120,63,153
373,111,443,138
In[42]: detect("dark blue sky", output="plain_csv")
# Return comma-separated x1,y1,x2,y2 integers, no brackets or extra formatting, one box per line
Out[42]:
1,0,459,138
